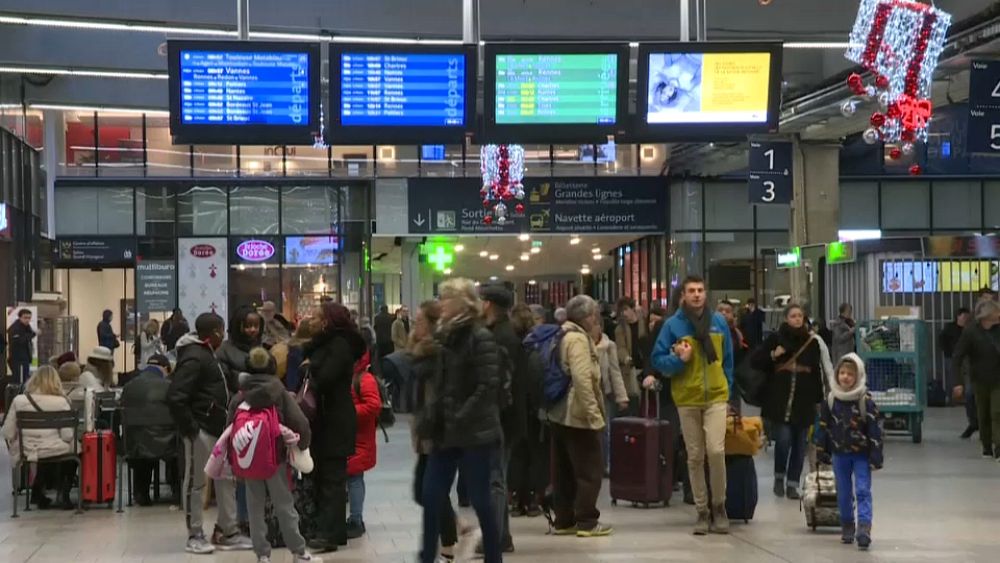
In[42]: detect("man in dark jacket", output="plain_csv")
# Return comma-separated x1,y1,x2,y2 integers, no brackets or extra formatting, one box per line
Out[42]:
97,309,120,351
480,284,526,553
122,354,179,506
942,308,977,438
161,308,190,352
166,313,251,554
951,299,1000,460
373,305,395,359
739,298,766,350
7,309,35,384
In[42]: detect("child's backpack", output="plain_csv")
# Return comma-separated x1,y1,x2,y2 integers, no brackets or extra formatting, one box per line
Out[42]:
354,372,394,443
229,402,282,480
523,324,570,406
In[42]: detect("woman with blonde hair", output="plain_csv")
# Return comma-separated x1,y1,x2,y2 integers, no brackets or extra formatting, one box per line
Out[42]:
1,366,77,509
137,318,164,368
418,279,504,563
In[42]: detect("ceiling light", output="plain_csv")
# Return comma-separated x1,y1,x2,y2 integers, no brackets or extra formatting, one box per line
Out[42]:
520,254,530,262
443,268,452,275
455,244,465,252
580,267,591,275
30,103,169,116
528,280,537,285
490,276,498,281
474,281,481,286
591,247,601,253
530,247,541,254
489,254,499,261
518,233,530,242
569,236,580,245
479,250,488,258
505,265,515,271
0,65,167,80
592,254,604,260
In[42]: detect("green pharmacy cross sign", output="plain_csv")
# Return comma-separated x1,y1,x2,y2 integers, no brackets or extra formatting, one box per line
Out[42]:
425,244,455,272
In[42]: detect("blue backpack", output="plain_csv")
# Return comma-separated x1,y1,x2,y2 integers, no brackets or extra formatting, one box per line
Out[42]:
524,324,570,406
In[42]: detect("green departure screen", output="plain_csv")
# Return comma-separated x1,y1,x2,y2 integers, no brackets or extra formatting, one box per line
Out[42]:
494,53,619,125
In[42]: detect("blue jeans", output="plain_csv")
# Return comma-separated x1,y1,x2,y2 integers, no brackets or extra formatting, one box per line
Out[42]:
236,482,248,524
422,444,501,563
833,452,873,526
773,422,808,487
347,474,365,525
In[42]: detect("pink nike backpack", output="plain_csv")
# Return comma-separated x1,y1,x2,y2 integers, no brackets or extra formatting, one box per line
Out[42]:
229,402,282,480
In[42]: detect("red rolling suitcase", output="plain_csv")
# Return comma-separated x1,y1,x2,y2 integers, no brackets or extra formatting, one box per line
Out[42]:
609,390,673,507
82,430,116,504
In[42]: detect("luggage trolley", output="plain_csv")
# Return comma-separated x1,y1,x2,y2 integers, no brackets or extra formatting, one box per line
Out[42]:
855,319,928,443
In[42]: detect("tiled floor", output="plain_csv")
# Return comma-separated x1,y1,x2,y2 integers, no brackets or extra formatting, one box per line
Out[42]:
1,407,998,562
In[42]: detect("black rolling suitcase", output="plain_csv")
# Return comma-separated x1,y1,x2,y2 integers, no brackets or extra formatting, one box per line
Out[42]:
724,454,758,522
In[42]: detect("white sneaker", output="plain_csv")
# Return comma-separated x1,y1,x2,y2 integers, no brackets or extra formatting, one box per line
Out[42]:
294,552,323,563
185,534,216,555
214,532,253,551
257,557,271,563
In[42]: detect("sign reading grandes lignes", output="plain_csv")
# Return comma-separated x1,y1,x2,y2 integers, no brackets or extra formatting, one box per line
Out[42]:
339,52,466,127
178,50,311,125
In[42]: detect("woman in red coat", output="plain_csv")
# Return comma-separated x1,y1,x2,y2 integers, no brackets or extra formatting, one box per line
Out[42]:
347,350,382,539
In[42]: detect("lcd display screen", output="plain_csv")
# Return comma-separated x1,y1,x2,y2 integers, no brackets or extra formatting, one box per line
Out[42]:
285,236,339,265
494,53,619,125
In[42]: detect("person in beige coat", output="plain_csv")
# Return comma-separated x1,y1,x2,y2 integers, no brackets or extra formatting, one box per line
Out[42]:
2,366,77,508
591,312,629,474
546,295,613,538
614,297,647,403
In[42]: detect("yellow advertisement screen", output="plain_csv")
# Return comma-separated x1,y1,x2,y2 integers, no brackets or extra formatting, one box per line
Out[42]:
939,261,992,292
646,52,772,124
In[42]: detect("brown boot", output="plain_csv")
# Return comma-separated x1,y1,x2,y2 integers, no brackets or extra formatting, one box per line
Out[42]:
693,510,710,535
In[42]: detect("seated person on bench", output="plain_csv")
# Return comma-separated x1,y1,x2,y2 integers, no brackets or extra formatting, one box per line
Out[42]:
121,354,179,505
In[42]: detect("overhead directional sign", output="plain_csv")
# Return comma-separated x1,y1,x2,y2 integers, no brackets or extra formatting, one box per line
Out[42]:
748,140,792,205
967,60,1000,154
407,177,667,235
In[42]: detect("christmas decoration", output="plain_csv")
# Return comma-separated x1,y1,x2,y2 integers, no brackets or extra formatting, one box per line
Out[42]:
840,99,859,117
870,112,886,128
909,163,922,176
889,147,902,160
844,0,951,144
863,127,881,144
901,141,915,155
480,144,525,225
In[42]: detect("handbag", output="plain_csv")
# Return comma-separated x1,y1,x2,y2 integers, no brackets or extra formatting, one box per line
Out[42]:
725,414,764,456
734,356,768,407
295,361,318,423
776,335,819,373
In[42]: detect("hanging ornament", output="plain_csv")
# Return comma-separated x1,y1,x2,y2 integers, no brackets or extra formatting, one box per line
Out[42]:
480,144,525,225
847,72,865,94
901,142,915,155
483,215,493,225
877,91,890,110
875,75,890,89
901,129,915,142
889,147,902,160
862,127,880,145
515,203,525,214
840,99,858,117
870,112,886,128
909,164,922,176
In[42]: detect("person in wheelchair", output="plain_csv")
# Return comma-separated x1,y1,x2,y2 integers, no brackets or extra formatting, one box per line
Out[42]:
2,366,77,509
121,354,179,505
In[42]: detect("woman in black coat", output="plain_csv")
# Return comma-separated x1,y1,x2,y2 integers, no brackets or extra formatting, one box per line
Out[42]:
303,301,367,553
750,304,828,500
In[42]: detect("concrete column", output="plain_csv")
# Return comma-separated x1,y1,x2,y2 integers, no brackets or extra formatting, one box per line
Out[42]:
400,240,435,312
42,110,65,238
790,138,841,314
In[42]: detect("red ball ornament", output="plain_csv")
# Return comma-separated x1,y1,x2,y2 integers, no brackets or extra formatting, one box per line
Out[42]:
875,75,889,89
901,129,915,142
886,104,901,119
847,72,863,90
889,147,902,160
870,112,886,128
483,215,493,225
483,200,492,208
515,203,525,214
909,164,922,176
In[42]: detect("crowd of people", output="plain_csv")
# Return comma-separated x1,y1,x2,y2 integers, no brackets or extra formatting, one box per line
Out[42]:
0,281,899,561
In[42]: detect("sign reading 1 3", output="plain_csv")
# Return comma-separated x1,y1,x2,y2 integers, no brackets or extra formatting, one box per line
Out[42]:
748,140,793,205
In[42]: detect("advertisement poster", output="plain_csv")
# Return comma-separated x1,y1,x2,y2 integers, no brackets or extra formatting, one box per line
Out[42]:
178,238,228,327
286,236,339,265
5,305,39,367
136,260,177,317
646,52,771,124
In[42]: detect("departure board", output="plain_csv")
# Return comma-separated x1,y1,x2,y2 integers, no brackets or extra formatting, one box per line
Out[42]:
339,52,466,127
177,50,311,125
494,53,619,125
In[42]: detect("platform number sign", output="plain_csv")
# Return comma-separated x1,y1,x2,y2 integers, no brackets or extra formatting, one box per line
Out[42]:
748,140,792,205
967,61,1000,154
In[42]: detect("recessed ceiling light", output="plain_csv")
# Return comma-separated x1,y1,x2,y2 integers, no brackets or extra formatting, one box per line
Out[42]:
479,250,488,258
520,254,530,261
591,247,601,253
455,244,464,252
490,276,498,281
530,247,541,254
443,268,452,275
528,280,537,285
518,233,530,242
569,237,580,245
506,265,515,271
580,267,591,275
592,254,604,260
489,254,499,261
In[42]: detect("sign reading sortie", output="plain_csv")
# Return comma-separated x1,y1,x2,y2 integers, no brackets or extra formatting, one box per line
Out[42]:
236,240,276,262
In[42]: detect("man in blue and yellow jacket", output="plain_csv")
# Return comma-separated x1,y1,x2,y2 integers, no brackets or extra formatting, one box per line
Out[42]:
649,275,733,536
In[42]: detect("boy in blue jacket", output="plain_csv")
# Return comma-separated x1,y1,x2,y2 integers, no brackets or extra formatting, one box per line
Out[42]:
815,353,883,550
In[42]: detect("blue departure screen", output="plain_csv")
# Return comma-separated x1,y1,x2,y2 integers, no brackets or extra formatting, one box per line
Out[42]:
339,52,466,127
178,50,311,125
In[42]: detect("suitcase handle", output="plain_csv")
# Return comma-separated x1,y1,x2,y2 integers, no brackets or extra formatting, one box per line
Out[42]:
641,388,660,420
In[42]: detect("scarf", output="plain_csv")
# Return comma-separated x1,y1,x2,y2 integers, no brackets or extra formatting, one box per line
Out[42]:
683,303,718,364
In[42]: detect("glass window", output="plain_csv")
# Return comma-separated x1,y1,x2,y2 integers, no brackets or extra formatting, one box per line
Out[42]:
758,231,792,309
599,143,636,177
839,181,879,229
192,146,237,176
96,112,144,177
54,186,133,235
63,111,96,176
417,144,464,178
177,185,227,236
282,265,339,323
881,181,929,230
670,231,704,283
145,116,191,176
240,146,285,176
553,144,599,177
670,180,702,231
705,231,754,305
136,186,176,237
282,186,339,234
639,144,668,176
984,181,1000,230
932,180,981,231
705,181,752,230
230,186,279,234
339,182,369,222
332,146,374,178
286,145,331,176
756,203,790,230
